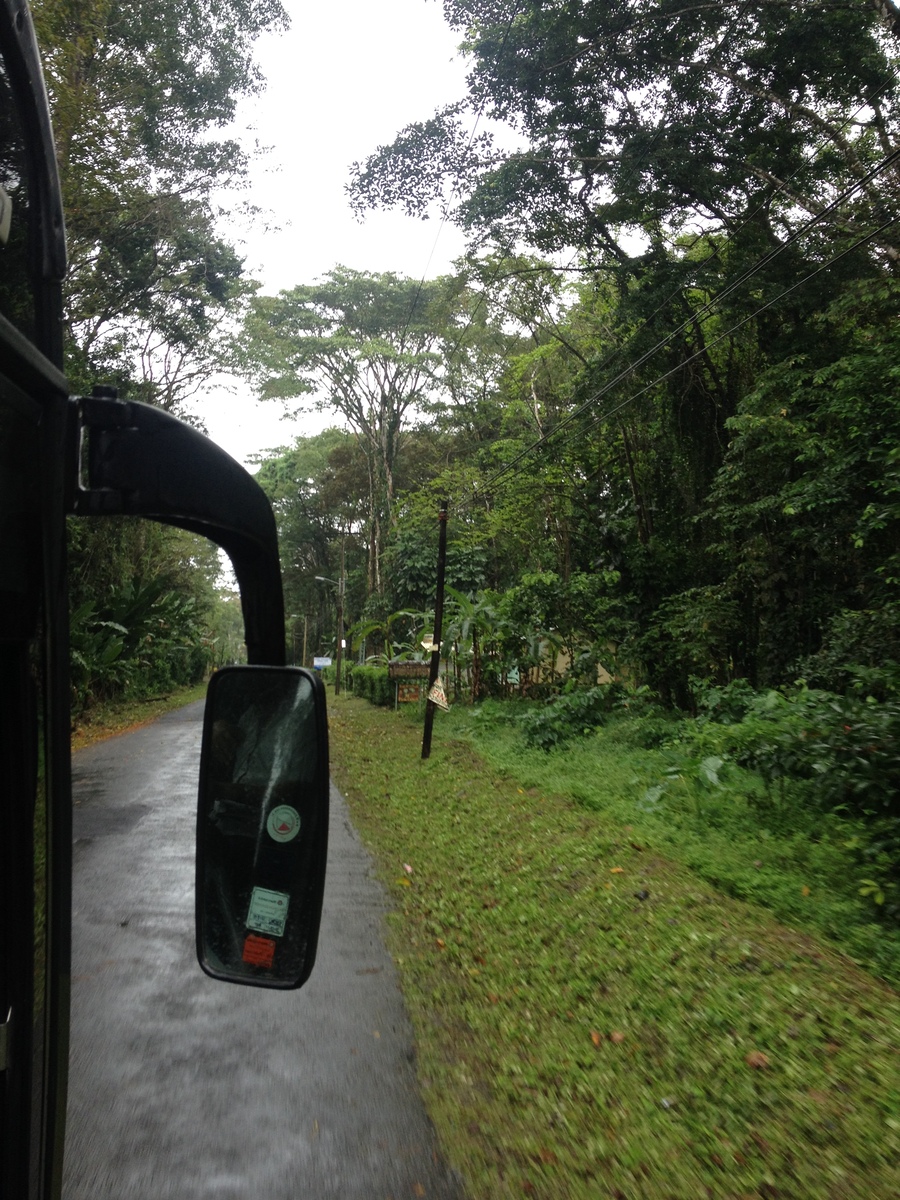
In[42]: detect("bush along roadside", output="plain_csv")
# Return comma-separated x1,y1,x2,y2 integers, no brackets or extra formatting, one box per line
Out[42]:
69,580,212,717
328,695,900,1200
348,663,392,706
457,679,900,980
668,682,900,936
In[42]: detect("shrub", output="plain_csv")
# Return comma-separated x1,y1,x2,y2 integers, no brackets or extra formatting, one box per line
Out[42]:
796,604,900,698
677,683,900,920
350,664,392,707
519,685,612,751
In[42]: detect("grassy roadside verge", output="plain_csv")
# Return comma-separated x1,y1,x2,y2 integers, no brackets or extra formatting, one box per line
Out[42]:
455,701,900,986
329,695,900,1200
71,681,208,751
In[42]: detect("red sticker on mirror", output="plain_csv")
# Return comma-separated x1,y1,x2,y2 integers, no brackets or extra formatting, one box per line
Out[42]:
242,934,276,967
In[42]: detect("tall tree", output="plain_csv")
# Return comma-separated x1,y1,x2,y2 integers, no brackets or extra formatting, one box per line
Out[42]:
254,428,368,656
346,0,900,703
240,267,453,593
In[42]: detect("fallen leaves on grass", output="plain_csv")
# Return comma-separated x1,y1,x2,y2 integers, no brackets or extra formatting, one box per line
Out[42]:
593,1028,628,1046
745,1051,771,1069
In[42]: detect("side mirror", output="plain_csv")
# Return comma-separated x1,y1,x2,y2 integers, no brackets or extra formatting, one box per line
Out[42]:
195,666,329,988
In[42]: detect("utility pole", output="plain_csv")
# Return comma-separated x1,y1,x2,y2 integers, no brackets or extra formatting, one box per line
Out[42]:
421,499,449,760
335,533,345,695
315,546,345,696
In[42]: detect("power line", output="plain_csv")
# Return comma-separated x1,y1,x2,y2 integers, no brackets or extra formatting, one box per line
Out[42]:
550,71,900,379
444,67,899,383
412,0,662,365
434,74,897,496
452,133,900,427
475,210,899,499
497,145,900,468
396,4,524,352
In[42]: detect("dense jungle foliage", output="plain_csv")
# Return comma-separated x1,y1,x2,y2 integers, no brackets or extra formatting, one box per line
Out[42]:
237,2,900,925
34,0,900,909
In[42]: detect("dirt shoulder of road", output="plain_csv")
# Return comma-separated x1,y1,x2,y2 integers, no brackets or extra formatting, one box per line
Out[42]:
70,682,207,752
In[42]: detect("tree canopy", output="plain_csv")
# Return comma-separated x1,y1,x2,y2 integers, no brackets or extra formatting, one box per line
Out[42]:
351,0,900,265
34,0,285,404
241,268,490,594
305,0,900,704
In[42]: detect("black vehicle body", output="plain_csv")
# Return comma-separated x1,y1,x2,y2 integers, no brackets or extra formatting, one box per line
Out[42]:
0,4,327,1195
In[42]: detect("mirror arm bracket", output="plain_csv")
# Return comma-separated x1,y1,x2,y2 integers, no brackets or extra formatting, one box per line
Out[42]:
67,394,285,665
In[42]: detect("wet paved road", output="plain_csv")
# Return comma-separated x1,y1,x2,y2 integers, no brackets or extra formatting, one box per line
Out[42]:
63,701,464,1200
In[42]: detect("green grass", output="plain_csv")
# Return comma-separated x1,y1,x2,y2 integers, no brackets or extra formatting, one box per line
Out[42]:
451,701,900,985
329,695,900,1200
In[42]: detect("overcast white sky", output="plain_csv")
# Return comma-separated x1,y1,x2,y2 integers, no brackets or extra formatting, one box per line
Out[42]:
193,0,471,466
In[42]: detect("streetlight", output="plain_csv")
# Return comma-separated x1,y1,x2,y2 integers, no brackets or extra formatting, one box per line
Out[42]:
315,574,344,695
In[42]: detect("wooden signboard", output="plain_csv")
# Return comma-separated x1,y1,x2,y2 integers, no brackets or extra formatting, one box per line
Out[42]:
388,661,431,680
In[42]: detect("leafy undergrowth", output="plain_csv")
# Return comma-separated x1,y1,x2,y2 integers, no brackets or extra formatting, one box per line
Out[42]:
454,702,900,985
329,695,900,1200
70,681,207,752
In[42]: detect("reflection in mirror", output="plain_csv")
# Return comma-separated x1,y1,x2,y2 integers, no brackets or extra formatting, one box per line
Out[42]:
196,666,329,988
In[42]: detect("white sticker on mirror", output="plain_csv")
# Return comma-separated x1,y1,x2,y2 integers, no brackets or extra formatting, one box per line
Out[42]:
246,887,290,938
266,805,301,843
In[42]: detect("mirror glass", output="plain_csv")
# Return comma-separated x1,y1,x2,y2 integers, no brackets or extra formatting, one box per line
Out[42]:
196,666,329,988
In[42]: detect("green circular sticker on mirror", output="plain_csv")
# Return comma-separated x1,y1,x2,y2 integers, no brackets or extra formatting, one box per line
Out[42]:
267,805,301,843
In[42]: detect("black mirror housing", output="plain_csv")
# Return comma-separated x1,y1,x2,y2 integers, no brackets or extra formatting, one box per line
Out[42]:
196,666,329,988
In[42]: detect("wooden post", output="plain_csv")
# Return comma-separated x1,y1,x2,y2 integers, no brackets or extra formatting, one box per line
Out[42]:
421,499,449,760
335,533,345,696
